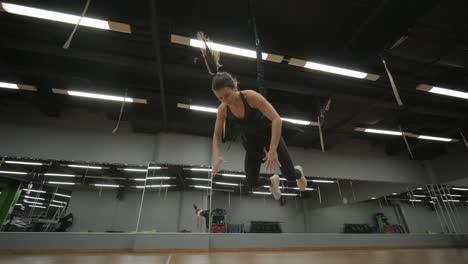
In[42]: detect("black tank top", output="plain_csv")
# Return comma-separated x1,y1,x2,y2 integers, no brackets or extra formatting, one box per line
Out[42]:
226,91,271,137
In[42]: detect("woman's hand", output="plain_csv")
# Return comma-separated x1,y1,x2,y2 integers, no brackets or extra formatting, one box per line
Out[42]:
264,150,281,172
211,157,223,177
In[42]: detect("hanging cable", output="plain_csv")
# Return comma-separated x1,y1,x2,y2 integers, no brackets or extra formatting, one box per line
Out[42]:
112,89,128,134
63,0,92,49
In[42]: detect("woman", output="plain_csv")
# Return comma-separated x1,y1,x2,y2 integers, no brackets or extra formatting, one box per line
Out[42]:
198,33,307,200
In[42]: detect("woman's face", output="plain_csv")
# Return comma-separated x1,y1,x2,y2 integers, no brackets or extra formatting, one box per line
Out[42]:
213,87,237,105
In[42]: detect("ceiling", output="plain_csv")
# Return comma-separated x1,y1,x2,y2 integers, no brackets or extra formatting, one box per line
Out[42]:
0,0,467,160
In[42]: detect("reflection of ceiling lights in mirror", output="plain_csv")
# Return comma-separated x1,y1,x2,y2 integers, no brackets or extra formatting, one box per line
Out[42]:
24,195,45,200
135,185,173,188
311,180,334,183
93,184,121,188
220,173,246,178
191,185,211,189
186,168,212,172
24,200,43,205
44,173,76,177
188,178,212,182
123,168,147,172
54,193,71,198
5,160,43,165
0,170,28,175
23,189,46,193
28,205,46,209
452,188,468,191
215,182,240,186
48,181,75,185
68,164,102,169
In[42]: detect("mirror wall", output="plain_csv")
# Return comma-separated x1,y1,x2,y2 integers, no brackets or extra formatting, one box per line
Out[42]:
1,156,467,235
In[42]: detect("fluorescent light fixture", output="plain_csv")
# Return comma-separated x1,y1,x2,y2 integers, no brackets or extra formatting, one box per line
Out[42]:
416,188,424,190
281,193,298,196
124,168,147,172
93,184,121,188
189,105,218,113
0,2,131,33
44,173,76,177
5,160,43,165
132,178,146,182
305,61,367,79
178,103,218,113
0,81,36,91
51,200,67,204
48,181,75,185
253,191,297,196
0,170,28,175
189,178,212,182
54,193,71,198
190,39,268,60
220,173,246,178
355,127,456,142
135,184,172,188
311,180,334,183
363,128,402,136
215,182,240,186
28,205,46,209
49,204,64,208
417,135,452,142
443,200,460,202
449,194,462,197
68,164,102,169
23,189,46,193
417,84,468,100
24,195,45,200
191,185,211,189
292,187,315,191
178,103,319,126
24,200,43,205
279,177,287,181
409,199,422,202
280,118,318,126
147,177,172,180
413,195,427,198
52,89,147,104
452,188,468,191
392,193,399,195
263,185,285,189
370,197,377,200
253,191,271,195
148,166,162,170
0,81,18,89
288,58,379,80
15,204,23,206
171,34,284,63
187,168,212,172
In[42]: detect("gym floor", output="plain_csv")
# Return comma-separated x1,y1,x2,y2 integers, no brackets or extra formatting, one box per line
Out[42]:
1,248,467,264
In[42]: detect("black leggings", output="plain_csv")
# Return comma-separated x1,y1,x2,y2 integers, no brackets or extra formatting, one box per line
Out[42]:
243,135,301,189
